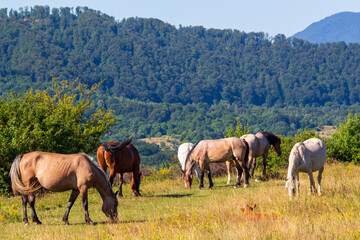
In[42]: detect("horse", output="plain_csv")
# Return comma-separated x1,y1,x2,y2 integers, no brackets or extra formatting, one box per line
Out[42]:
97,138,141,197
225,131,282,183
178,143,199,185
9,151,118,226
285,138,326,197
184,137,250,189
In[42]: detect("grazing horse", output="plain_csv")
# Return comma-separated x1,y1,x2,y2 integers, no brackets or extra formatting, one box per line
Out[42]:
285,138,326,197
225,131,281,183
178,143,199,185
184,137,249,189
97,138,141,197
9,152,118,226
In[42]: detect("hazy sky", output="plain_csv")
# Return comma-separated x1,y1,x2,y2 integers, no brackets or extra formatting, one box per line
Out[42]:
4,0,360,37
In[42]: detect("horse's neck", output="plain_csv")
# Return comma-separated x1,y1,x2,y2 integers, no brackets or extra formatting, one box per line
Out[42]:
185,156,195,174
287,153,299,179
92,168,113,201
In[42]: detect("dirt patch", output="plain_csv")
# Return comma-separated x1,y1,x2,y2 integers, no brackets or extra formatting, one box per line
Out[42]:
139,136,180,150
317,125,336,138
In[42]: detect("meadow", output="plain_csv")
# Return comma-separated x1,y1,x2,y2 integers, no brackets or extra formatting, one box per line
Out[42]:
1,162,360,240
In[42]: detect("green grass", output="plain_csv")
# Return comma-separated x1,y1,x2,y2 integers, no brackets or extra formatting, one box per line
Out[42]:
1,162,360,239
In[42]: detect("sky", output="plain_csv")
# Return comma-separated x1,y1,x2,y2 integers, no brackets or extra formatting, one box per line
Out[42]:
3,0,360,37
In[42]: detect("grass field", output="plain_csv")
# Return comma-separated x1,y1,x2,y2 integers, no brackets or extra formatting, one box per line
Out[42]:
1,162,360,240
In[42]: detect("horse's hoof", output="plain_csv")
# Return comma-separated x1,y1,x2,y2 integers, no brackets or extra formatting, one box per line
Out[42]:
89,221,95,226
24,222,30,226
244,184,249,188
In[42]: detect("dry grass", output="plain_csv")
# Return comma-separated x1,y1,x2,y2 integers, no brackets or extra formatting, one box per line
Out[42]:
1,162,360,239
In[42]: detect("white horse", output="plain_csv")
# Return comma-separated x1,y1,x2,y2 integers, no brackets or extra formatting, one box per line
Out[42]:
178,143,199,185
285,138,326,197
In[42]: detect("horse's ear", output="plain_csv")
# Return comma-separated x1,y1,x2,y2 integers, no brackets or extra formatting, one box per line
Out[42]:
240,208,245,212
252,204,256,209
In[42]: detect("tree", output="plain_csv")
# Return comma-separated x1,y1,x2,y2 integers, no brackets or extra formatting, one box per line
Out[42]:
327,113,360,163
0,78,117,194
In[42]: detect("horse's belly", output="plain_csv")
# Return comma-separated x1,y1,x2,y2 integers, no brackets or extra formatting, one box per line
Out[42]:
37,175,77,192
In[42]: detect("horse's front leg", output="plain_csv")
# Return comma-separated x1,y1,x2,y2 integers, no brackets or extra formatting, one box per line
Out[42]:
119,173,124,197
317,167,324,196
80,187,94,225
63,190,80,225
262,152,269,177
307,170,317,196
28,195,42,225
249,156,256,178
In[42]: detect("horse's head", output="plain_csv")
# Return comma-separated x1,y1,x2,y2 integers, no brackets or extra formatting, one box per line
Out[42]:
183,171,193,189
271,136,282,156
102,191,119,223
285,178,296,197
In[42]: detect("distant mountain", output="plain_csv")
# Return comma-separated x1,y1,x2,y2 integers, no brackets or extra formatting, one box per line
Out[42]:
293,12,360,44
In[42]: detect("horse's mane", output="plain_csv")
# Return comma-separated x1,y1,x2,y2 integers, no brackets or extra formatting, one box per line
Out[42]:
103,138,133,155
80,153,114,195
287,143,302,181
260,131,280,145
184,141,200,172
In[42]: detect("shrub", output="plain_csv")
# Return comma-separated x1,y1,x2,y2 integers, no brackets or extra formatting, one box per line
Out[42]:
326,113,360,163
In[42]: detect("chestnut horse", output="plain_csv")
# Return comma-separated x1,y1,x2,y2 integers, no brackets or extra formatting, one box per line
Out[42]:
184,137,249,189
97,138,141,197
9,151,118,225
226,131,281,183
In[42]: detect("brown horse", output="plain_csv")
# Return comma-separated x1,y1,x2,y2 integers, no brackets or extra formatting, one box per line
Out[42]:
97,138,141,197
9,152,118,226
226,131,281,182
184,137,249,189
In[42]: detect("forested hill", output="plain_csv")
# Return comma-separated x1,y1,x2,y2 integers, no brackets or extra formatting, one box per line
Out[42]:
1,6,360,140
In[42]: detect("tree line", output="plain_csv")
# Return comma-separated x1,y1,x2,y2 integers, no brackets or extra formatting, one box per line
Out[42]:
0,6,360,140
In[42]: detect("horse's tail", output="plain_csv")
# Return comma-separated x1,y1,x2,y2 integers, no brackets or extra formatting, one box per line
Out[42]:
9,154,42,195
242,139,249,165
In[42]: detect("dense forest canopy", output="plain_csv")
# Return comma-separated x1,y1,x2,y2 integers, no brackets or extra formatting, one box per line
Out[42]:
0,6,359,140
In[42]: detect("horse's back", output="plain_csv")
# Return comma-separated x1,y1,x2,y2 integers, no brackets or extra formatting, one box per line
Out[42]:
197,137,246,163
241,134,261,157
304,138,326,170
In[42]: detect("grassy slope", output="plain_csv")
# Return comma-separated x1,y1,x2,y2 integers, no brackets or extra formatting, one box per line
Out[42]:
1,162,360,239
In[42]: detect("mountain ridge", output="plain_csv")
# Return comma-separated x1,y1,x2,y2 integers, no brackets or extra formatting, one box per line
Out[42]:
293,11,360,43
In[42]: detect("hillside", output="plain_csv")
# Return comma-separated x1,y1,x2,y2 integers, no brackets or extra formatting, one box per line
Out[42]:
293,12,360,43
1,6,360,141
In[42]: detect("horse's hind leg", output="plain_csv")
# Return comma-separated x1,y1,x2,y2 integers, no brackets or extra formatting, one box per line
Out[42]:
22,195,29,226
317,167,324,196
206,165,213,189
63,190,80,225
226,161,231,184
307,171,317,196
28,195,42,225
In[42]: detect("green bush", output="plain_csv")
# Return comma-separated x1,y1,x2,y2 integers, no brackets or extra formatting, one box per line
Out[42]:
326,113,360,163
0,78,117,194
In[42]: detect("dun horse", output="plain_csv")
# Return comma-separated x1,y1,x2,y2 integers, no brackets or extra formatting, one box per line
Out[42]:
9,152,118,226
226,131,281,183
184,137,250,189
285,138,326,197
97,138,141,197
